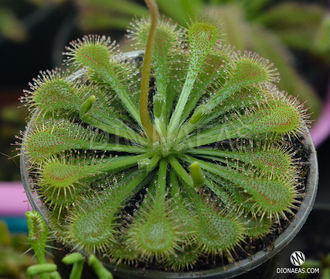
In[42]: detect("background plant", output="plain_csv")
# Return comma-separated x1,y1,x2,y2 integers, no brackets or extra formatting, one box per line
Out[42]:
1,0,328,183
3,0,326,116
298,252,330,279
0,221,36,279
25,210,113,279
19,0,311,271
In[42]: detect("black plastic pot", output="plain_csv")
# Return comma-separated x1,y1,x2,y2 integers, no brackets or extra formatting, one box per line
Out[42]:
20,51,318,279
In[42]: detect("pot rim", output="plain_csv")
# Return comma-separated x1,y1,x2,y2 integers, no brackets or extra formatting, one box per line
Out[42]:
20,51,319,279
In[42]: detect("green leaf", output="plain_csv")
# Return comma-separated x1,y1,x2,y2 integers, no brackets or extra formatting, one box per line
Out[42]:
248,24,322,119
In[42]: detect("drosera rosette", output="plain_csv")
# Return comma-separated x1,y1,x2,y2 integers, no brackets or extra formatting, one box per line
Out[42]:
19,0,313,273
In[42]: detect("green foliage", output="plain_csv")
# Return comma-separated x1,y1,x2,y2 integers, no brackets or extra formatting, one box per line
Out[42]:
73,0,325,118
1,0,326,119
298,253,330,279
0,221,36,279
25,210,113,279
26,211,49,265
20,1,311,272
0,7,27,42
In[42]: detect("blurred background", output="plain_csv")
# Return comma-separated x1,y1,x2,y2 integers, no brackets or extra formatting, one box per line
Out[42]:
0,0,329,278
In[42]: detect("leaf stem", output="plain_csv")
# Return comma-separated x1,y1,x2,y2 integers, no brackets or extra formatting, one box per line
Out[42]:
168,155,202,203
62,253,84,279
26,264,56,279
157,159,168,200
168,155,193,188
167,56,202,137
98,152,155,173
89,255,113,279
117,153,161,201
169,170,180,198
89,143,148,154
140,0,160,142
80,103,148,146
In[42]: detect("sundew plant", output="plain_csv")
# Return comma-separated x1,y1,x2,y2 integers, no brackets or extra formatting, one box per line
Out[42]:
19,0,311,271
